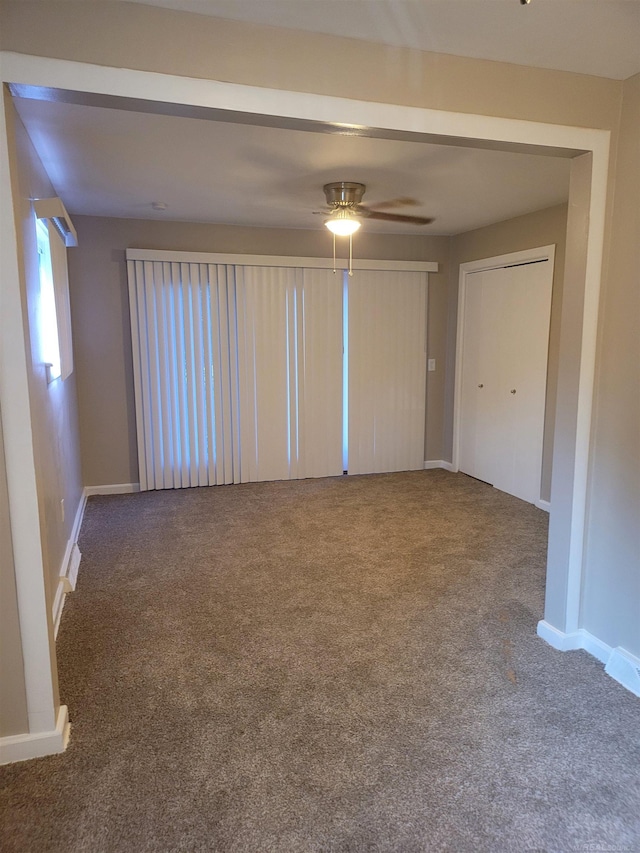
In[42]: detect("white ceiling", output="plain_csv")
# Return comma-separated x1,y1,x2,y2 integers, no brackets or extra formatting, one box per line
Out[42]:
14,97,571,235
134,0,640,80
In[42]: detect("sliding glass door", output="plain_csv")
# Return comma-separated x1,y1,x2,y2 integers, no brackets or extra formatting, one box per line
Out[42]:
235,265,343,483
128,255,428,490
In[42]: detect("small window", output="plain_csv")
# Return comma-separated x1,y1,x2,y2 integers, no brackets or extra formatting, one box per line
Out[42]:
33,198,76,383
36,218,62,383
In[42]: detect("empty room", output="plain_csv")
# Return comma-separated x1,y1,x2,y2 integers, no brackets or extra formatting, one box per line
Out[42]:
1,2,639,851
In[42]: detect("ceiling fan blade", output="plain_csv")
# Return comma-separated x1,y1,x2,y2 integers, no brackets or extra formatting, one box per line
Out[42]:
363,197,420,211
364,209,435,225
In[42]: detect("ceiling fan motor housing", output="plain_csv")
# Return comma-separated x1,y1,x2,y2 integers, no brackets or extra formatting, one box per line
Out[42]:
323,181,366,208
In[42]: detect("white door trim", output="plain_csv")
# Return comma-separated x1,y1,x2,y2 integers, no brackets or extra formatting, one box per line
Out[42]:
453,244,556,486
0,52,611,755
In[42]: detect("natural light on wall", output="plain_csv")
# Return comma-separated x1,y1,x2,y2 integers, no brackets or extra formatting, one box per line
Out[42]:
33,197,77,383
36,218,61,382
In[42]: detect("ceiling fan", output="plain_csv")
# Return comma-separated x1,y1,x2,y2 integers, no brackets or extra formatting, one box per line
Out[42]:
318,182,435,235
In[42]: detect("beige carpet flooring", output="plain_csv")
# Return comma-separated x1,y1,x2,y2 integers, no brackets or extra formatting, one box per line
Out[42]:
1,470,639,852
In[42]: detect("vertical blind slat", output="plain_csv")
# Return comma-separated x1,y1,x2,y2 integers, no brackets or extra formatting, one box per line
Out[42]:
163,263,180,489
226,268,242,484
127,260,148,490
209,265,223,483
192,264,208,486
140,261,158,488
213,266,233,483
203,266,217,485
180,263,196,486
155,262,172,488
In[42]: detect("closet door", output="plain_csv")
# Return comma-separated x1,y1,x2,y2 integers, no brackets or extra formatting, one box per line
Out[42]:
494,261,553,501
458,268,509,487
458,260,553,503
347,270,427,475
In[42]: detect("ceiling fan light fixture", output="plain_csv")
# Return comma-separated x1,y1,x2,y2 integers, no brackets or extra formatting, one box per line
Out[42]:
325,210,361,236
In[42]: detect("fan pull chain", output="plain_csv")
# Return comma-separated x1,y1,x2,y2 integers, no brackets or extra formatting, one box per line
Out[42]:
348,233,354,276
333,232,337,274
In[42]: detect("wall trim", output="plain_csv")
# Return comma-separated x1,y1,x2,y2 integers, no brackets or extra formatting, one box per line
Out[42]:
424,460,455,471
84,483,140,496
52,484,140,639
0,704,69,765
52,543,80,639
52,491,87,638
605,648,640,698
537,620,610,660
535,499,551,512
537,621,640,698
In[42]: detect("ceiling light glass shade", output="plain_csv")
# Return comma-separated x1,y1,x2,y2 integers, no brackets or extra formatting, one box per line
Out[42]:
325,210,361,236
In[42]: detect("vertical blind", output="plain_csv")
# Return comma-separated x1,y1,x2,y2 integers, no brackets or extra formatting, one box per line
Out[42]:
127,254,429,491
348,270,428,474
128,260,344,490
128,261,235,490
296,268,344,479
234,265,343,483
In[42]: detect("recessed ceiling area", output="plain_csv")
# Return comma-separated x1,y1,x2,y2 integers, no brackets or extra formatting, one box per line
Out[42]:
13,96,570,236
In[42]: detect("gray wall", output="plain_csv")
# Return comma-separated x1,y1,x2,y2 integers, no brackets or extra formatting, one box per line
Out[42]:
10,106,84,603
582,73,640,655
0,406,29,737
0,100,85,738
448,204,569,503
67,216,451,486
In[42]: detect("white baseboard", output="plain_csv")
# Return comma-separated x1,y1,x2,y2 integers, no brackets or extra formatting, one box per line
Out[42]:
535,499,551,512
537,620,610,661
52,484,140,637
52,490,87,639
424,460,455,472
605,648,640,697
84,482,140,496
537,620,640,697
0,705,70,765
